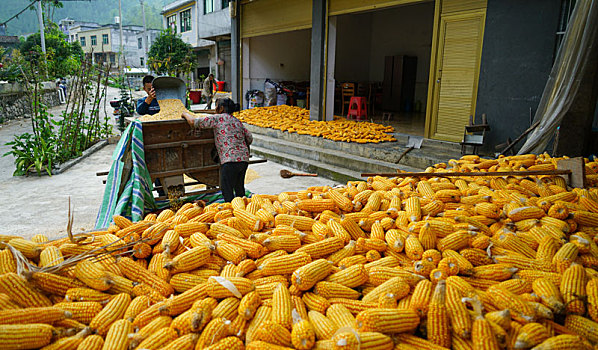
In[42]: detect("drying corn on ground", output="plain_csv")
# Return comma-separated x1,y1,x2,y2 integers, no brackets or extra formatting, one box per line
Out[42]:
3,153,598,349
235,105,397,143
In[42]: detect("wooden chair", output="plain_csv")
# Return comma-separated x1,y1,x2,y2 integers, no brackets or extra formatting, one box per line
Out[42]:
341,83,355,116
460,114,490,156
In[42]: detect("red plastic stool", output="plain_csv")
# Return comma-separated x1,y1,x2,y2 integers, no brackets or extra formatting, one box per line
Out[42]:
347,96,367,121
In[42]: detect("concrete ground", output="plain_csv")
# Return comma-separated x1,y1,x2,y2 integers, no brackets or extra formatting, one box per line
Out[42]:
0,87,338,239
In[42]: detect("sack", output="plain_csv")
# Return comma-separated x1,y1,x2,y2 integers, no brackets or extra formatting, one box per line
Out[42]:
264,80,277,106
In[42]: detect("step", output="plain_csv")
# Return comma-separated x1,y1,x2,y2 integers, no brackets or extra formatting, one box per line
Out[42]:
250,146,362,183
251,133,421,175
245,124,461,170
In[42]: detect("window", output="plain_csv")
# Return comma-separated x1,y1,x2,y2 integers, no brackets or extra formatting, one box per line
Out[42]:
167,15,177,33
110,53,115,63
138,37,143,49
222,0,229,9
91,35,97,46
180,9,192,32
204,0,214,14
102,34,109,45
70,35,74,42
555,0,577,58
80,37,86,47
140,57,144,66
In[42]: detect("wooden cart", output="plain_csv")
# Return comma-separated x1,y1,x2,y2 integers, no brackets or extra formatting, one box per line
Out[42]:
140,117,221,200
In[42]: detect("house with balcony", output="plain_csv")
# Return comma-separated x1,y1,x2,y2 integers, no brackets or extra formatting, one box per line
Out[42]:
162,0,232,89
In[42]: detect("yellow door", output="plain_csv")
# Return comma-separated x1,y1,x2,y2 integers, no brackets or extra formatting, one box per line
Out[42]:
428,8,486,142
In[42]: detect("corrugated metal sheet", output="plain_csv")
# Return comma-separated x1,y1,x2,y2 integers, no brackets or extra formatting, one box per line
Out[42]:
241,0,312,38
441,0,487,13
328,0,430,16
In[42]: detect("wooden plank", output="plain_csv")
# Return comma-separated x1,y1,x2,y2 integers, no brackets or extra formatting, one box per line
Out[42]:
144,138,215,150
151,165,220,179
557,157,586,188
361,170,572,177
154,188,221,201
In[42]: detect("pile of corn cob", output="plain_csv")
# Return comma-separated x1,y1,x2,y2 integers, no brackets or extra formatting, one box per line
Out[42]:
2,153,598,349
235,105,397,143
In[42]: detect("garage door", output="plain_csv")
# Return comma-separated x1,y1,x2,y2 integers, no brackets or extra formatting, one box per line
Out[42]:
241,0,312,38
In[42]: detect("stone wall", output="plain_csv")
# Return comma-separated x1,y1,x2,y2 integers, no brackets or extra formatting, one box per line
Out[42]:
0,82,62,123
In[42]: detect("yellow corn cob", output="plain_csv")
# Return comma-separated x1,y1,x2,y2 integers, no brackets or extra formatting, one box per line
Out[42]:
76,334,104,350
263,235,302,252
405,196,422,222
89,293,131,336
329,189,354,212
117,257,174,297
0,323,54,350
409,279,433,317
101,319,131,350
486,285,536,322
531,278,565,314
296,237,345,259
332,331,394,350
530,335,589,350
205,276,253,298
362,277,409,304
129,315,172,348
7,238,41,259
442,250,474,275
289,258,332,291
161,333,198,350
253,320,293,347
196,317,231,348
445,282,472,339
515,322,550,349
237,290,261,320
405,234,424,260
272,283,293,330
135,326,178,350
552,242,579,273
217,232,267,259
123,295,153,322
258,252,311,276
587,278,598,322
291,319,316,350
0,272,52,308
163,245,211,273
356,308,419,333
426,280,451,348
308,310,337,340
325,303,356,329
325,264,368,288
560,263,587,315
212,297,240,320
302,292,331,314
327,219,352,244
313,281,359,300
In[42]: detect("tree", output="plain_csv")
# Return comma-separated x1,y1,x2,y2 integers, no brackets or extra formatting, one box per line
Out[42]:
20,22,83,78
148,29,196,76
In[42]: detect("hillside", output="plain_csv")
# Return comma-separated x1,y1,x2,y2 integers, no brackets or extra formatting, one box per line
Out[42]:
1,0,168,36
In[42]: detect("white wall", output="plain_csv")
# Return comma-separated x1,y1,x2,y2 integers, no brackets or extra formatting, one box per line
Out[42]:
333,2,434,103
368,3,435,103
247,29,311,91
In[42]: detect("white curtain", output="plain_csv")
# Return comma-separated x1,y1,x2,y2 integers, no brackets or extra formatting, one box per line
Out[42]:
518,0,598,154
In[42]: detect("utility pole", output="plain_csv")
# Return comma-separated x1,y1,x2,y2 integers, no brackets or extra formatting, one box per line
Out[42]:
140,0,148,69
36,0,46,54
118,0,124,70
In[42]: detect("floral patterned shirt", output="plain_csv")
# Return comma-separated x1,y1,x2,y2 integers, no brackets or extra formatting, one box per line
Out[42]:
194,113,253,164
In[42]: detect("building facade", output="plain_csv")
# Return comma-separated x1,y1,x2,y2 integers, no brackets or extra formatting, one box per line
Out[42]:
162,0,232,89
77,24,160,70
231,0,598,155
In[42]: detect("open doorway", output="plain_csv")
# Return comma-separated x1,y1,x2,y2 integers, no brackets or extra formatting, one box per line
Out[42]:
333,1,435,136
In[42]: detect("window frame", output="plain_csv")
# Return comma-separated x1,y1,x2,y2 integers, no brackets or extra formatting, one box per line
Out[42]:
138,37,143,49
180,9,192,33
204,0,214,14
167,15,177,33
91,35,97,46
102,34,109,45
80,36,86,47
